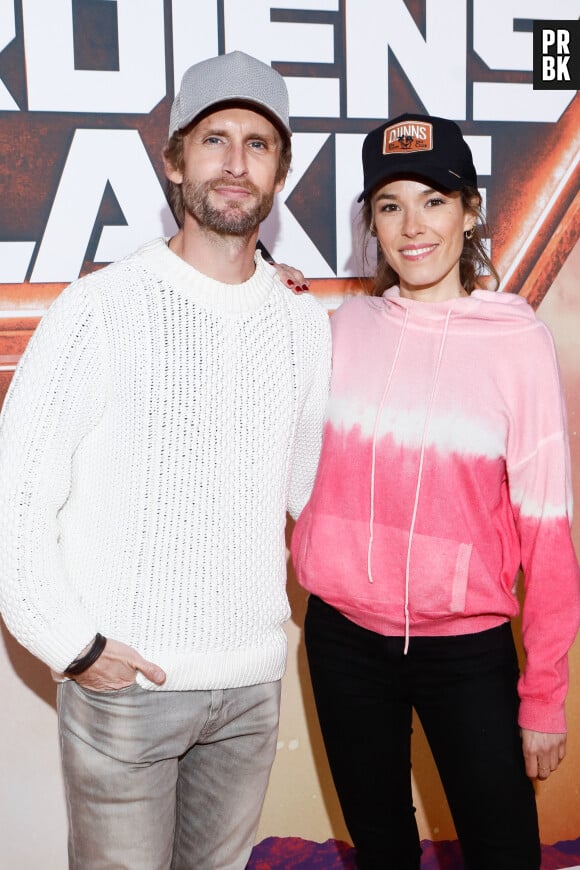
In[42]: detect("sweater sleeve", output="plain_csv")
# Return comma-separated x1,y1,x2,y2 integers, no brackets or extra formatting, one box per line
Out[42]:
287,300,331,520
506,323,580,732
0,278,106,672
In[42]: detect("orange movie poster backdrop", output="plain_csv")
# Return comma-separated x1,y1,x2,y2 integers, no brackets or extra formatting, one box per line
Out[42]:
0,2,579,867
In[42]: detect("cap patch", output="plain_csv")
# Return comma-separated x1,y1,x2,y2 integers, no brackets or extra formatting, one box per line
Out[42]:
382,121,433,155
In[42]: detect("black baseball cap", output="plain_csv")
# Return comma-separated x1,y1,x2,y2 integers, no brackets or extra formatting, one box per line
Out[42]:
358,113,478,202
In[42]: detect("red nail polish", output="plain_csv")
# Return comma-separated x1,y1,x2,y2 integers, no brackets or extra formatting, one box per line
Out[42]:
301,285,308,292
286,279,294,286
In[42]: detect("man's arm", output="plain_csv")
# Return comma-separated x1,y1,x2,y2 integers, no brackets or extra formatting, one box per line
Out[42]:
0,279,107,671
287,301,331,520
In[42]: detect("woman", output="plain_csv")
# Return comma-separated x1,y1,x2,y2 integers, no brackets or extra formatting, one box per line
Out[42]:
291,113,580,869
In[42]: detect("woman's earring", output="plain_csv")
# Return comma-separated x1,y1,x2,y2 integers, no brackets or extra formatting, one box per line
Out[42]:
464,226,475,240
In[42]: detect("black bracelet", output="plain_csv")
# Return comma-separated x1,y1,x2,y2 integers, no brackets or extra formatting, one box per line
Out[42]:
64,633,107,676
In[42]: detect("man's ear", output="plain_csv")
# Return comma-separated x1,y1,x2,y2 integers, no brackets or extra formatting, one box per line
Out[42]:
163,152,183,185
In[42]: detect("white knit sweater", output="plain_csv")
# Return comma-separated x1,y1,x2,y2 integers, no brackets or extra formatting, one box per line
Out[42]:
0,239,331,690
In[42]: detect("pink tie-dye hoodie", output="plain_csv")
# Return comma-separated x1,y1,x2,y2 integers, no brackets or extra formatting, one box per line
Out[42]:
292,287,580,733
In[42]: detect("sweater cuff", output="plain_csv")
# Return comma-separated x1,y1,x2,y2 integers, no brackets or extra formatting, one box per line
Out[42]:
518,698,567,734
35,621,101,675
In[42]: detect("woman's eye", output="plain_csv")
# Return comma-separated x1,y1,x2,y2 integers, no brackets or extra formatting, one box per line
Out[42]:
426,197,445,207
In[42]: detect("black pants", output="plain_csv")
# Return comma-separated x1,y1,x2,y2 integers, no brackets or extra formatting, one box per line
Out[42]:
305,595,540,870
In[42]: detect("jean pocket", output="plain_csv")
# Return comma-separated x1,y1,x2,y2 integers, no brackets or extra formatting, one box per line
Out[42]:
70,681,140,699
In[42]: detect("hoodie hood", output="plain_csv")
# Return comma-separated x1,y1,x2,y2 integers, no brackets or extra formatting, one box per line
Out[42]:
381,286,537,328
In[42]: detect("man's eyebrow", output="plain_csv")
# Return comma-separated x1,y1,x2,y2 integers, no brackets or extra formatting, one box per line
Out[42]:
198,126,278,142
198,126,227,137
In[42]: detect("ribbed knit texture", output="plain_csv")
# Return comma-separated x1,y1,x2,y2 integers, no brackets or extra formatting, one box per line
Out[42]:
292,288,580,732
0,239,331,690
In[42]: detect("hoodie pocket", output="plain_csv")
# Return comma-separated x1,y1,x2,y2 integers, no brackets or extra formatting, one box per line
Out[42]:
370,523,472,616
293,512,472,618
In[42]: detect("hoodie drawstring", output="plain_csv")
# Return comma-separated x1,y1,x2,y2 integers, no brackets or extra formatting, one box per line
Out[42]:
402,309,452,653
367,309,409,583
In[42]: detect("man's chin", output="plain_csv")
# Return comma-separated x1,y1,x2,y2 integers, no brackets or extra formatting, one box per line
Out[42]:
207,213,260,236
200,201,270,236
183,186,274,236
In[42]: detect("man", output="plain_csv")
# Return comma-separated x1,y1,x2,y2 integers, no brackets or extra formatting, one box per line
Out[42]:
0,51,330,869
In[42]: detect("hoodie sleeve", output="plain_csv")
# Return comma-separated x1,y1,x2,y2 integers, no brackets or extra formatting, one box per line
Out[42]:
0,278,106,672
506,321,580,733
287,297,331,520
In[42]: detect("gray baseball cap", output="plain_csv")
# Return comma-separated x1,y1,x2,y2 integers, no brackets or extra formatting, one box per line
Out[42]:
169,51,291,140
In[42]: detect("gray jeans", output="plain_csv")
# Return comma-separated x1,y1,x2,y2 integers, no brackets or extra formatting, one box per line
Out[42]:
57,679,281,870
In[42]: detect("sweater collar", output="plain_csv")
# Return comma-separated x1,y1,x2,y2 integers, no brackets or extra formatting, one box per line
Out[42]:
134,237,277,314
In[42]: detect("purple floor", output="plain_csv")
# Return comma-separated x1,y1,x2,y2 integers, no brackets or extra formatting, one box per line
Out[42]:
248,836,580,868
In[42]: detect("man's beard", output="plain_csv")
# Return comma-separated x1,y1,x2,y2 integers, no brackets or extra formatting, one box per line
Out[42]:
182,178,274,236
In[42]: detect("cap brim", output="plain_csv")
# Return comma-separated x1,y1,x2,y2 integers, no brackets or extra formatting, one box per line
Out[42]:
170,96,292,140
358,166,468,202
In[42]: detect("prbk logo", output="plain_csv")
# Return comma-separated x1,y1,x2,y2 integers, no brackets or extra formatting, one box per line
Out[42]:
533,20,580,90
383,121,433,155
